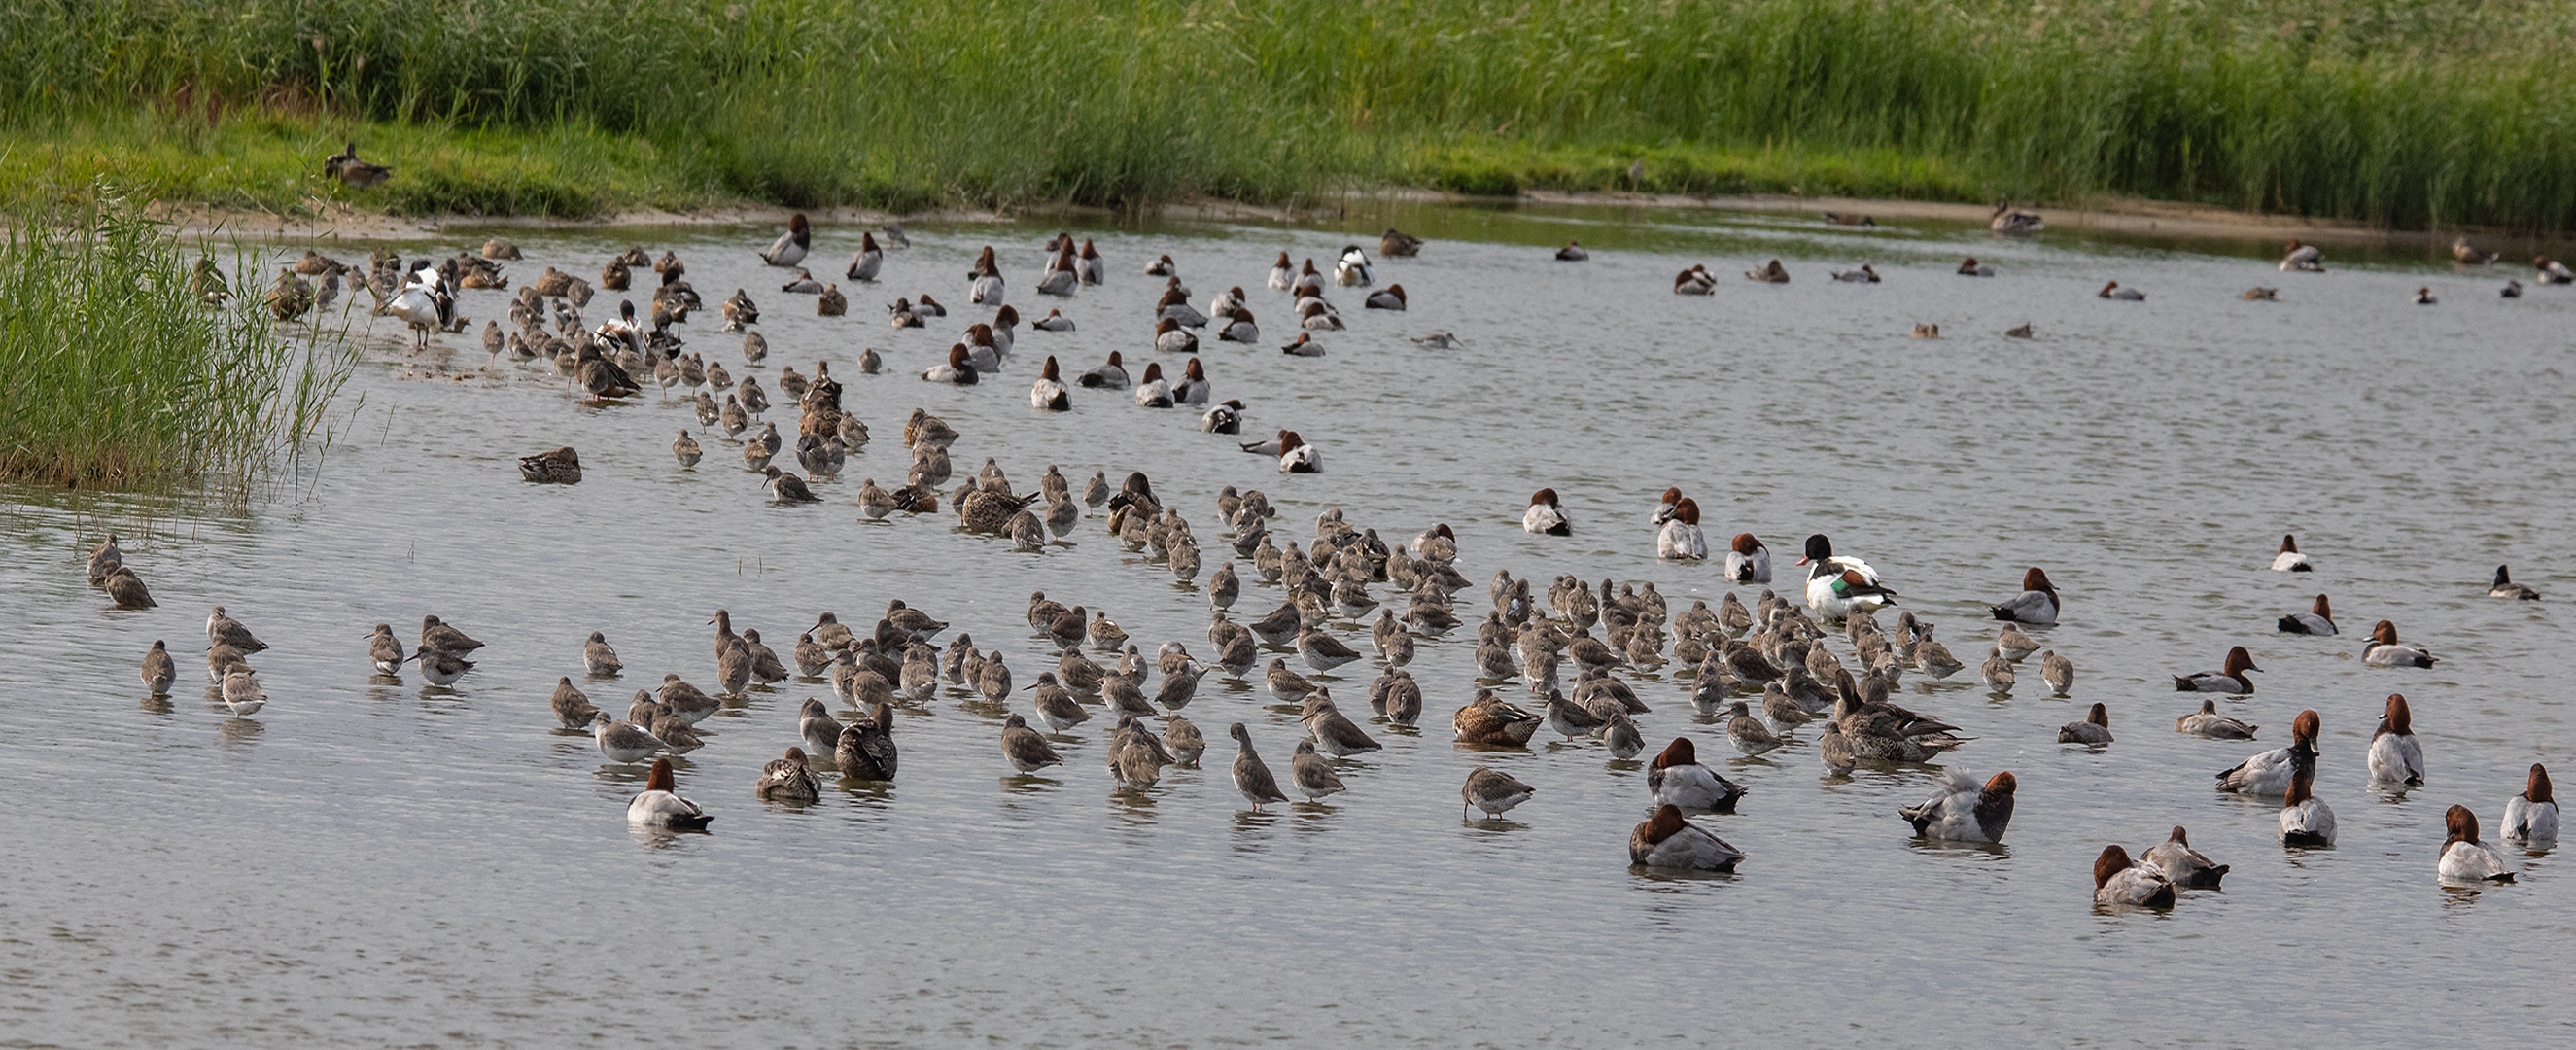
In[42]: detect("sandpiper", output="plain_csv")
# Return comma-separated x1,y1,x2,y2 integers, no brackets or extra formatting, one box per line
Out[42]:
658,673,721,724
1164,716,1206,766
1724,701,1784,755
1453,766,1533,821
140,640,176,696
1297,625,1363,672
810,612,855,650
1027,671,1089,733
584,631,623,677
551,677,600,728
421,614,483,654
1256,654,1321,704
1289,740,1347,801
1302,692,1382,755
207,606,267,653
411,645,474,685
1000,713,1063,773
366,623,405,675
1230,723,1290,810
220,667,268,716
87,535,122,582
2040,650,2074,695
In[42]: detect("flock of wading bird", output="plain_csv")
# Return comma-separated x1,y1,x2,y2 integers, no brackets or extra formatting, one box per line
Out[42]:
120,201,2559,906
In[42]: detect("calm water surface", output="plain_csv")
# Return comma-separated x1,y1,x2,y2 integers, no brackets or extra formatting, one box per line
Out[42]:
5,204,2571,1046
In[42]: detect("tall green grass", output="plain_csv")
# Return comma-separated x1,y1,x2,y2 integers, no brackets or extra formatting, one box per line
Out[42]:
0,192,355,497
5,1,2573,228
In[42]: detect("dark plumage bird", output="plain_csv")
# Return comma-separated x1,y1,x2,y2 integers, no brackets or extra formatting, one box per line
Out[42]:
836,701,898,781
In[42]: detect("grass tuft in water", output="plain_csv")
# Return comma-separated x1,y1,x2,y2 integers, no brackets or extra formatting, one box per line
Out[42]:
0,190,356,499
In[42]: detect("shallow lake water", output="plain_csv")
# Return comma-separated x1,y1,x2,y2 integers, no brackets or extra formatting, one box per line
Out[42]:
5,202,2571,1046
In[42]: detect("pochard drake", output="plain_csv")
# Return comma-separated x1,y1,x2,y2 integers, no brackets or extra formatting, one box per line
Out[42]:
1029,357,1070,411
968,246,1005,304
2279,763,2334,847
2093,845,2176,908
845,231,882,282
1725,533,1771,583
1133,362,1173,407
1674,265,1716,295
2503,764,2558,844
2438,805,2513,882
2174,699,2257,739
2366,693,2423,787
1078,350,1129,389
2361,620,2437,668
1647,736,1745,813
1798,534,1895,620
1363,284,1406,310
2280,239,2324,272
1201,399,1245,434
628,757,714,829
1900,768,2015,843
1650,487,1683,525
1035,243,1077,297
921,344,978,384
1523,489,1571,536
759,213,811,268
2277,594,2337,635
1155,317,1200,355
2098,281,2145,300
2174,646,2260,693
1267,252,1294,291
1276,431,1321,473
1988,567,2061,625
2489,565,2540,600
1629,804,1744,872
1217,308,1259,342
2270,534,2313,572
1656,499,1707,561
2140,826,2229,888
2218,709,2317,798
1175,358,1210,404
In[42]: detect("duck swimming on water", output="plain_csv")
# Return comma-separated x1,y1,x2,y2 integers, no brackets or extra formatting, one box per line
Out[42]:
1798,534,1894,620
760,213,811,268
2277,594,2336,635
1523,489,1571,536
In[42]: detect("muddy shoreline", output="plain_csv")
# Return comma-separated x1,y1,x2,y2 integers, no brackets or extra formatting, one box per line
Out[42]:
148,190,2558,254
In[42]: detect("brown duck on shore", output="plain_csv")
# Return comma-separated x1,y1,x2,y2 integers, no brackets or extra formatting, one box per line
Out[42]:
324,143,391,187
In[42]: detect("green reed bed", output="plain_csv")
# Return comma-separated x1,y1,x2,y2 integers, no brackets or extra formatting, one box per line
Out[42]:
0,197,354,497
4,1,2572,229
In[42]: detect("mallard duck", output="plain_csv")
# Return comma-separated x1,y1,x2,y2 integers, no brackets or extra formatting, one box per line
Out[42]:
517,446,581,484
1989,200,2042,233
324,142,391,187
